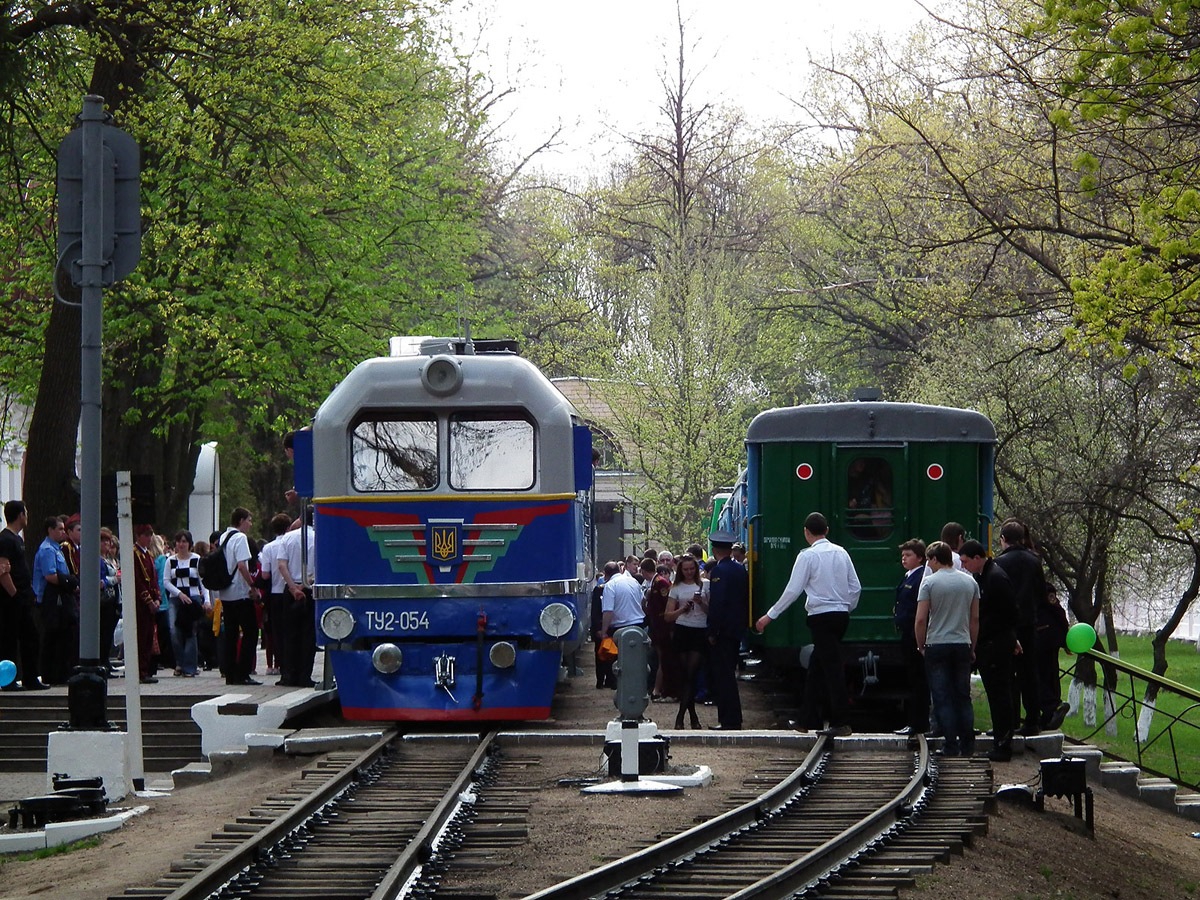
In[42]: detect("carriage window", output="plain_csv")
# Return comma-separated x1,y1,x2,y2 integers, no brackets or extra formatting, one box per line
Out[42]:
449,414,535,490
351,416,438,492
846,456,894,540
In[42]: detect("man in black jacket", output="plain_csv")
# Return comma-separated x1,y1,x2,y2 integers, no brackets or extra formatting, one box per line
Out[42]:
961,540,1019,760
993,519,1048,735
893,539,928,735
707,530,749,731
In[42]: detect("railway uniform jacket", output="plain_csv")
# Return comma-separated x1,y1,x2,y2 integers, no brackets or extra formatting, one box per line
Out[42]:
706,557,749,644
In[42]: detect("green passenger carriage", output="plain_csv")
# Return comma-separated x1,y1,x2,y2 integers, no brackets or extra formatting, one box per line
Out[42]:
728,400,996,703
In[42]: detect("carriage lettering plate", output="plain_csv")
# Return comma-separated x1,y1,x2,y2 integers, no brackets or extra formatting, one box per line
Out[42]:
363,609,431,631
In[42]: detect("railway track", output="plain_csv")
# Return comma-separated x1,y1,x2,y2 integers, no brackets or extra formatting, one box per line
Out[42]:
506,735,992,900
109,732,496,900
110,733,991,900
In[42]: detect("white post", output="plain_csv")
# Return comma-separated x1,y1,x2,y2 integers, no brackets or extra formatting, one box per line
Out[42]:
117,472,146,789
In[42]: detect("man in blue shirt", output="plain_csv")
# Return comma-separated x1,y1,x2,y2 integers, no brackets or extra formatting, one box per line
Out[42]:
32,516,77,684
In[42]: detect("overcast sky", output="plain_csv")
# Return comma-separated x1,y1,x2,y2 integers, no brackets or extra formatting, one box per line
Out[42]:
441,0,934,176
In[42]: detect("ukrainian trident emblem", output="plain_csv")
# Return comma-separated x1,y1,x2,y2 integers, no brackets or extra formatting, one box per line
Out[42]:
426,519,463,569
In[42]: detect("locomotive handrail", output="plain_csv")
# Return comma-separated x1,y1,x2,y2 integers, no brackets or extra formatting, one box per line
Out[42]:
522,735,831,900
314,579,586,600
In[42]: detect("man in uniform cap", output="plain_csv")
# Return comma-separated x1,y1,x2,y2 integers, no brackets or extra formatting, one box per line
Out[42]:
706,529,748,729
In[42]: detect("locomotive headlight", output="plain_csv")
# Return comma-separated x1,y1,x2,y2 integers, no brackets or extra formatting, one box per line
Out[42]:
321,606,355,641
539,602,575,638
489,642,517,669
372,643,403,674
421,354,463,397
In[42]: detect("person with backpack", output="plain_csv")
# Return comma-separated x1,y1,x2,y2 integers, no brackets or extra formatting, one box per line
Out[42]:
211,508,261,686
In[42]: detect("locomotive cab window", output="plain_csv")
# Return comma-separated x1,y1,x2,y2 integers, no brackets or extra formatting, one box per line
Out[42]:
351,414,438,492
846,456,894,540
450,413,535,490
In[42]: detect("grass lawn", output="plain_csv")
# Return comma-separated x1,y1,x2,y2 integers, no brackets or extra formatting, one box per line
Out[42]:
971,633,1200,790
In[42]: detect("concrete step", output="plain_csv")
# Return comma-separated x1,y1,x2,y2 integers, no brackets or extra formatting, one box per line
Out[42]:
1137,776,1179,811
1097,761,1142,797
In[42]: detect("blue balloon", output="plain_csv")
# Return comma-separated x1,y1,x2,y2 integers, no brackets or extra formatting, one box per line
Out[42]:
0,659,16,688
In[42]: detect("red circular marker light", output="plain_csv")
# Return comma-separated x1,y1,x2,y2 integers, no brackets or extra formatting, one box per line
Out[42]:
796,463,814,480
927,463,944,481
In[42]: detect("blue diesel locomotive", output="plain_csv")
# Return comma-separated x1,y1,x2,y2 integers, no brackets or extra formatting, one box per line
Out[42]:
293,339,593,721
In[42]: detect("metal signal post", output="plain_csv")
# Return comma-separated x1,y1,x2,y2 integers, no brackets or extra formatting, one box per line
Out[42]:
57,95,141,729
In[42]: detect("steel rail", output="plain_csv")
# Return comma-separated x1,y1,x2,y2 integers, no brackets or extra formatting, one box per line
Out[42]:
522,734,831,900
160,729,398,900
368,732,497,900
728,735,932,899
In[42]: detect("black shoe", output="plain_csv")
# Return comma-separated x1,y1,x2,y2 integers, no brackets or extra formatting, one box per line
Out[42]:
1042,702,1070,731
139,676,158,684
242,678,263,686
1018,722,1041,737
893,725,914,736
820,724,853,737
988,746,1013,762
24,680,50,691
925,729,944,739
0,683,20,692
709,724,742,731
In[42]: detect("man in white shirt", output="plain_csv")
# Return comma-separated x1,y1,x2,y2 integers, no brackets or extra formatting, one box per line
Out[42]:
218,507,260,686
277,511,317,687
756,511,861,737
599,560,645,636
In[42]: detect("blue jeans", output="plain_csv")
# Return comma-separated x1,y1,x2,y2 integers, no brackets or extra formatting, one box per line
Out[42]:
169,596,199,675
925,643,974,755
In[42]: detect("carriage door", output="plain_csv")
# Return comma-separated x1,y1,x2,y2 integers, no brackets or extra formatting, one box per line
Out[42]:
834,444,908,644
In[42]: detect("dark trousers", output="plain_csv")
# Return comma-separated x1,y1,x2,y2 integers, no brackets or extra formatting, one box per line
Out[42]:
1036,640,1063,721
278,591,315,685
710,635,743,728
267,592,290,677
38,599,77,685
220,599,259,683
898,625,929,731
926,643,975,756
154,607,175,670
1,593,42,686
976,635,1015,744
135,601,156,679
1012,625,1041,728
802,611,850,728
99,596,119,668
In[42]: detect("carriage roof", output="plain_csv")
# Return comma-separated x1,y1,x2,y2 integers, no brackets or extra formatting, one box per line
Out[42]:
746,402,996,444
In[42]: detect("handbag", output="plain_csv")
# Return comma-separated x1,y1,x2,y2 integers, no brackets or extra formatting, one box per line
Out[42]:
597,636,618,662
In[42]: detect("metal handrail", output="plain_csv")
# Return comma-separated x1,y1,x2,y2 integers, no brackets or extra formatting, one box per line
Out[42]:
1070,649,1200,792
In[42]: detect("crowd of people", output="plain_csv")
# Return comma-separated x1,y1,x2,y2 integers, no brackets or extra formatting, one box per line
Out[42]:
591,531,750,731
0,499,317,692
757,511,1069,756
590,510,1071,754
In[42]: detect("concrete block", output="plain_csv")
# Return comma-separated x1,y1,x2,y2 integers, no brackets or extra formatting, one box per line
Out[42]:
1018,733,1063,756
1174,793,1200,822
1137,777,1178,811
283,727,387,755
0,831,47,853
246,729,292,749
192,689,335,757
207,749,254,777
1063,745,1103,779
43,805,147,848
1097,762,1141,797
46,730,132,802
170,762,213,788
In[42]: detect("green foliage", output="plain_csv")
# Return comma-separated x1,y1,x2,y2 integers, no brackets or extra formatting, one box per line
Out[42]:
0,0,493,522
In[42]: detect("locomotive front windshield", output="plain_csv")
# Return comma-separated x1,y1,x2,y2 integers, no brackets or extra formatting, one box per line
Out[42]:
450,413,535,490
351,414,438,491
